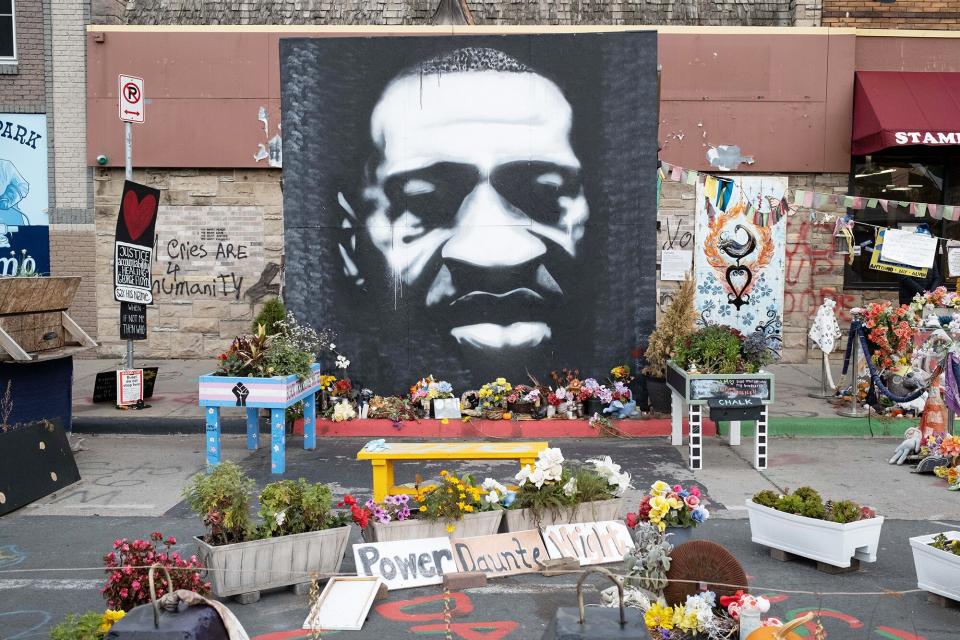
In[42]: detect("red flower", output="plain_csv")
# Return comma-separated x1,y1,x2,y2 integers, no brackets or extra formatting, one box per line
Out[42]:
625,512,639,528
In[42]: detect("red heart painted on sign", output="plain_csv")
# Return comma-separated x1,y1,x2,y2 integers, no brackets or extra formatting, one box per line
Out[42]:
122,190,156,242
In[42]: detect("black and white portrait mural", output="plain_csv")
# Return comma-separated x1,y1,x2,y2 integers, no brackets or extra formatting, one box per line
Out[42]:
281,33,658,393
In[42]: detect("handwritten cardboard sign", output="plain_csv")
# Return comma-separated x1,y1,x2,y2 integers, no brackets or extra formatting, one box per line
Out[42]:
450,530,548,578
879,227,938,269
543,521,635,566
353,537,456,590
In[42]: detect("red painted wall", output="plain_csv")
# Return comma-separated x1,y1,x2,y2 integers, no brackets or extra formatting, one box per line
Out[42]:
86,27,960,173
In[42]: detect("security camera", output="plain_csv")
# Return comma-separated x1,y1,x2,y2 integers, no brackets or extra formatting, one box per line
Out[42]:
96,155,108,165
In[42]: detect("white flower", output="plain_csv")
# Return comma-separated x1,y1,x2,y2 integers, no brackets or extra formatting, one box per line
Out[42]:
529,466,546,488
537,447,565,468
562,477,577,497
515,465,532,486
274,509,286,526
335,355,350,369
332,399,356,422
611,471,631,496
482,478,507,493
484,490,500,504
329,343,336,351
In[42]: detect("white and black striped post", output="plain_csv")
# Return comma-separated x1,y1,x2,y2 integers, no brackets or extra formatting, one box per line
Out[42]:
688,404,702,470
755,406,769,469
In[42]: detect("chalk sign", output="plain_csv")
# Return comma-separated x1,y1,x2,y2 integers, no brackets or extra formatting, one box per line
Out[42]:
543,521,635,566
119,301,147,340
450,529,548,578
353,537,456,590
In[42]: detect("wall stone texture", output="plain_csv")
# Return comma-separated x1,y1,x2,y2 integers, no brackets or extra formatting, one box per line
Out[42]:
93,168,284,358
823,0,960,30
114,0,807,26
0,0,46,113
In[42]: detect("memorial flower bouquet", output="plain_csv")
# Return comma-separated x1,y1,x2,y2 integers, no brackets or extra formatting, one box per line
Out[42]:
625,481,709,532
340,494,413,529
671,324,771,375
410,375,455,402
859,301,916,370
478,378,512,417
610,364,633,383
417,470,485,532
479,477,517,510
642,591,737,640
512,448,630,518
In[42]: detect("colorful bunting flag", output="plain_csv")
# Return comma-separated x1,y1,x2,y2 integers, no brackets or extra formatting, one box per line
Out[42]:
793,189,806,205
685,169,698,185
930,204,941,220
880,199,889,212
867,198,878,209
670,165,682,181
842,196,854,208
946,205,957,221
916,203,927,217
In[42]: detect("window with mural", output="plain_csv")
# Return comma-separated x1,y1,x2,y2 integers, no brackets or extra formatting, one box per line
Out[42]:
844,147,960,289
0,0,14,60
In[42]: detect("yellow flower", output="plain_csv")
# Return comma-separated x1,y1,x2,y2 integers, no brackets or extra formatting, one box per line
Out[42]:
667,497,683,510
441,418,449,425
446,524,455,533
496,377,506,384
651,481,670,496
650,495,669,512
464,505,473,513
447,488,453,494
419,505,427,512
98,610,126,634
644,603,674,630
440,470,448,476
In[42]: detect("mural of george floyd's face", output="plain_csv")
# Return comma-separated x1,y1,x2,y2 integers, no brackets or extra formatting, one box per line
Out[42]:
281,33,658,393
349,65,589,354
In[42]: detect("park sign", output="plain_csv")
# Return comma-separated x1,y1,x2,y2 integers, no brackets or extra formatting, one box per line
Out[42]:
113,180,159,304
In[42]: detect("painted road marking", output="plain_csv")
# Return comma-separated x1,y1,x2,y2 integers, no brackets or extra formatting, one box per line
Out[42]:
0,578,102,590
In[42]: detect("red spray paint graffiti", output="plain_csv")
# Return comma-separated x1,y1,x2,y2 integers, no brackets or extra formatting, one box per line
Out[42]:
783,220,856,324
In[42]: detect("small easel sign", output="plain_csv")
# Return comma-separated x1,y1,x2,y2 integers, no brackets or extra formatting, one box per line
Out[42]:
116,369,144,408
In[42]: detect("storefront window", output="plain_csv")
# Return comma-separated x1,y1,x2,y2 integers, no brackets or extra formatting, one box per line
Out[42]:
844,148,960,289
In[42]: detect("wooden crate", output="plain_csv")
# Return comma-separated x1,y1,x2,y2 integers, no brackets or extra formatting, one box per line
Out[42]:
0,277,95,361
0,312,65,353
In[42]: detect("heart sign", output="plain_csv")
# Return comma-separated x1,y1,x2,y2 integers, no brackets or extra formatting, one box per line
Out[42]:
725,265,752,310
122,190,157,243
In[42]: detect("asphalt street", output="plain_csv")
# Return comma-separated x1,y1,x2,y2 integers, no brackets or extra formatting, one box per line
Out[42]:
1,436,959,639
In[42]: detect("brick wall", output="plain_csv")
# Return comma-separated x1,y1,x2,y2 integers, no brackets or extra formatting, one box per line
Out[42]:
657,173,897,363
93,167,284,358
111,0,805,26
48,0,95,337
823,0,960,29
0,0,45,112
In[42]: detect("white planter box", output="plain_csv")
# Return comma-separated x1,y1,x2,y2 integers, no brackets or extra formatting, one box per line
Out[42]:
501,499,623,532
910,531,960,602
745,500,884,568
194,525,350,597
363,510,502,543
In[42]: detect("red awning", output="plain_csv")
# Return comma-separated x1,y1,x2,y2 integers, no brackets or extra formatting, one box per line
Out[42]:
852,71,960,155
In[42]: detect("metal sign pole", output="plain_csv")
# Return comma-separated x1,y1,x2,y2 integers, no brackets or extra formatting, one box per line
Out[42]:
837,329,865,418
124,120,133,370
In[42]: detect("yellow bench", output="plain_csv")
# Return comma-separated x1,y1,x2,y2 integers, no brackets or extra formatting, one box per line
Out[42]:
357,441,548,502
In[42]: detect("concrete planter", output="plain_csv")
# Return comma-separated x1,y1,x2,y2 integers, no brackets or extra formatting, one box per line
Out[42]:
194,525,350,598
363,510,503,543
745,500,884,568
501,498,623,532
910,531,960,602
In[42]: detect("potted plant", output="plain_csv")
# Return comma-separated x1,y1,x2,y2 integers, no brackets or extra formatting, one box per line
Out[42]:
102,531,209,610
49,610,126,640
499,447,630,531
642,277,696,413
184,462,351,599
548,369,583,419
746,487,883,568
506,384,539,415
478,377,512,420
910,531,960,603
350,471,503,542
577,378,612,417
624,480,709,544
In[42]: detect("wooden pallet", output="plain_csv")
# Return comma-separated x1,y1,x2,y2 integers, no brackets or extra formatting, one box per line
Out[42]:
767,547,861,575
234,581,312,604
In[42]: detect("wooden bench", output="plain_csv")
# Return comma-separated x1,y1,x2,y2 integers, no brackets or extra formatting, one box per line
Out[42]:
357,441,548,502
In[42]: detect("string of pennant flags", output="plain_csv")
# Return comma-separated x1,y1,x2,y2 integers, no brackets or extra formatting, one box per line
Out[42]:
659,160,960,224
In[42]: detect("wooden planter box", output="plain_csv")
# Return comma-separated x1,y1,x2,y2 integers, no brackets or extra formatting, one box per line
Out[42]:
666,362,775,471
910,531,960,602
194,525,350,599
501,499,622,532
0,277,96,362
0,420,80,516
362,511,503,543
745,500,884,568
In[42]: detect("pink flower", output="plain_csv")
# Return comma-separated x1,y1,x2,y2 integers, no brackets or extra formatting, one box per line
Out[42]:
113,538,123,549
689,486,701,498
123,566,133,575
684,495,700,509
672,484,683,493
131,580,141,591
166,537,177,546
120,588,129,598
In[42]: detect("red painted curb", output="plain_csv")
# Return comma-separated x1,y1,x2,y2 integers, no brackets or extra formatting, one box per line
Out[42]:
303,418,717,438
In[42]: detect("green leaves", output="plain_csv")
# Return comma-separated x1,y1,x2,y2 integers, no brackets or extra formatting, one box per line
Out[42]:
182,461,255,546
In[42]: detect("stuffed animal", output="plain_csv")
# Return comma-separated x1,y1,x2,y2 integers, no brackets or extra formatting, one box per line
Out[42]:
889,426,921,465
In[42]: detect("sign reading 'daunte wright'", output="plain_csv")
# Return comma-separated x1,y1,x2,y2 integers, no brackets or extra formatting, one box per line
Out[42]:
450,529,548,578
543,521,635,566
353,537,457,590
